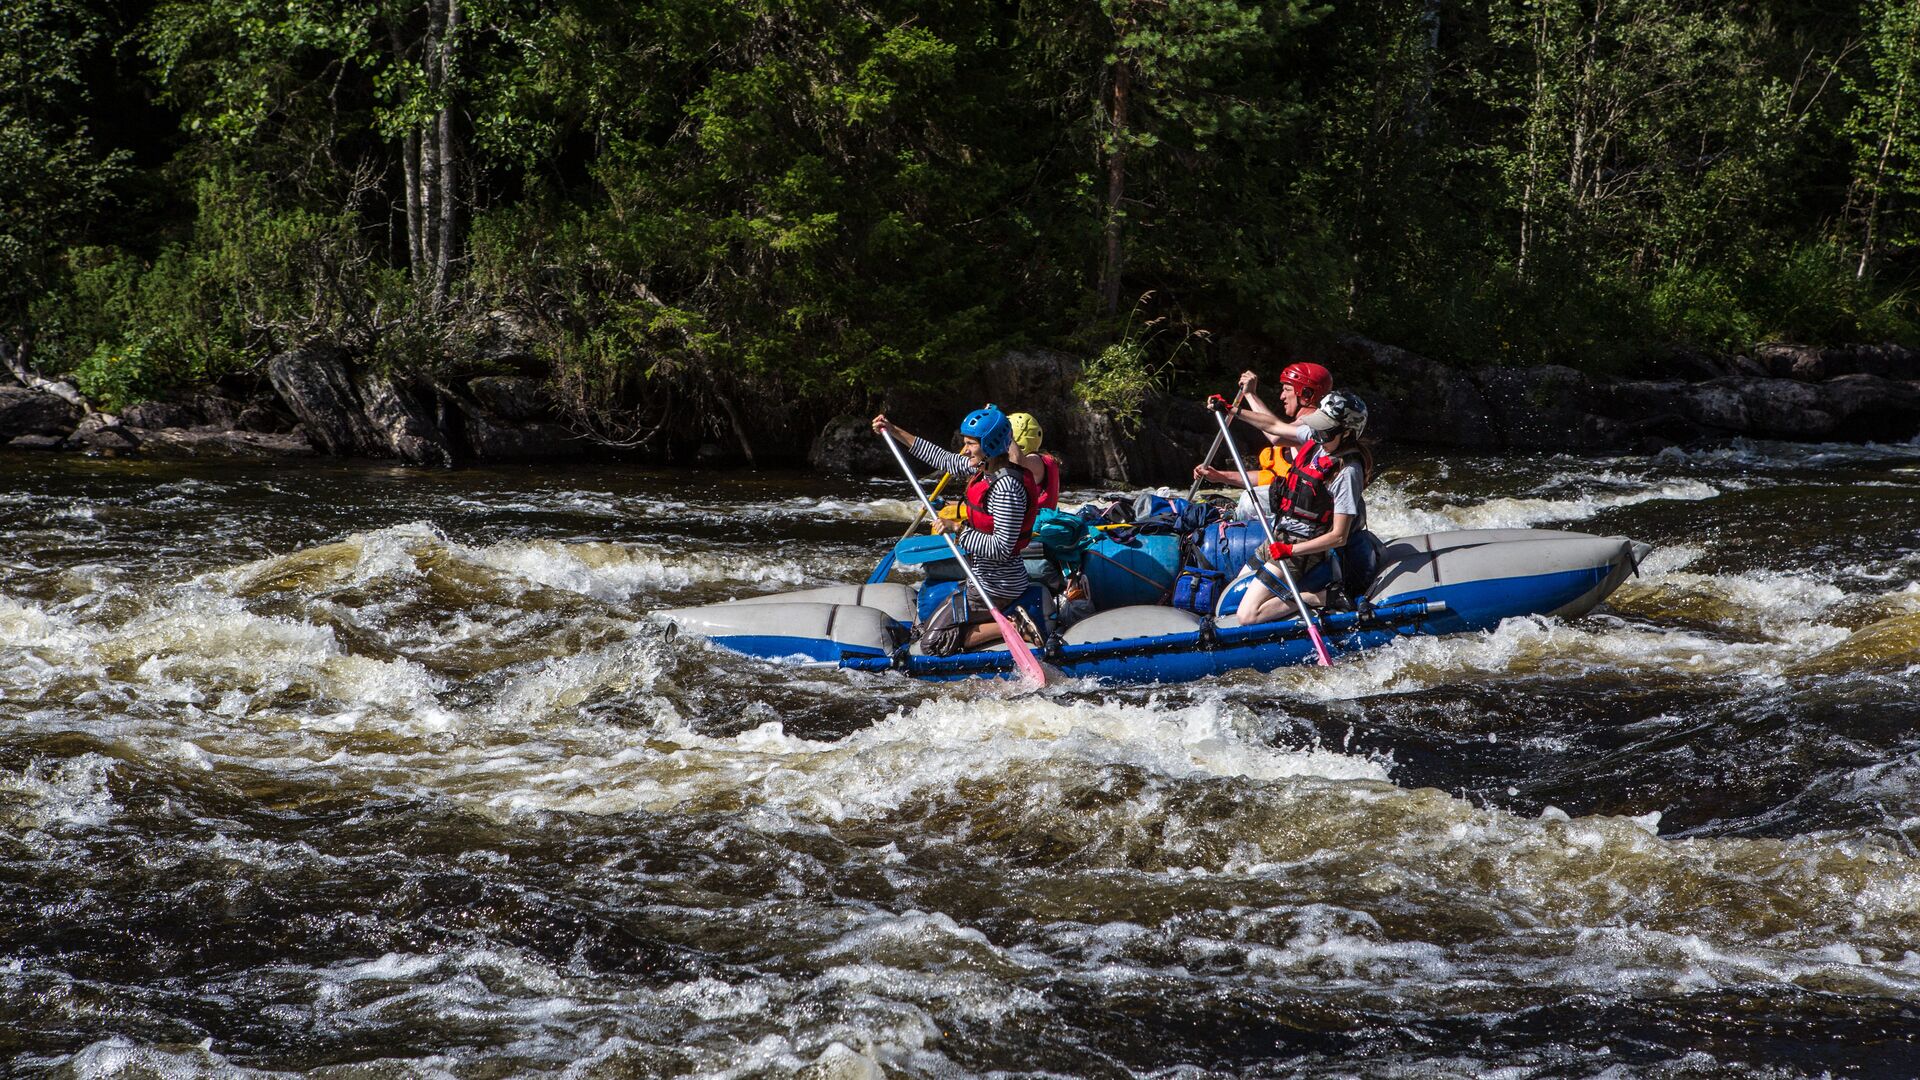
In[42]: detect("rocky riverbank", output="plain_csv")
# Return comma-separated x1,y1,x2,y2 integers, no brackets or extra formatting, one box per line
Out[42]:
4,337,1916,481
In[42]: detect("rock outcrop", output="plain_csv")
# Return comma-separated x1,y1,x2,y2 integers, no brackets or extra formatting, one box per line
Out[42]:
0,386,84,445
263,346,576,464
10,331,1919,472
807,339,1920,486
1335,336,1920,452
811,349,1156,486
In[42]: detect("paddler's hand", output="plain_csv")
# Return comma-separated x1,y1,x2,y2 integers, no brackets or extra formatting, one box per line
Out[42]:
1206,394,1232,414
931,516,959,535
870,413,891,436
1238,370,1259,394
1267,540,1293,560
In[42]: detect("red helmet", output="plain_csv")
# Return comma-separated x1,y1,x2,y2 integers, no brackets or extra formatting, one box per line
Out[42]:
1279,362,1333,405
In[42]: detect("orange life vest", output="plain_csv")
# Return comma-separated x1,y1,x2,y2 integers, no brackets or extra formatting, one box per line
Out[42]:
1253,445,1293,487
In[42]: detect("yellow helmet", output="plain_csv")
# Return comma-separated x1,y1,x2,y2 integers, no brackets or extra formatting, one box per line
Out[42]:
1007,412,1044,454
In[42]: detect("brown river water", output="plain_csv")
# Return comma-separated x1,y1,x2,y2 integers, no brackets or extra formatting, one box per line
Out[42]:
1,442,1919,1077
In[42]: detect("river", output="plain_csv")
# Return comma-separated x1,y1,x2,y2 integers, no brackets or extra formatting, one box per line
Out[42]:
2,442,1918,1077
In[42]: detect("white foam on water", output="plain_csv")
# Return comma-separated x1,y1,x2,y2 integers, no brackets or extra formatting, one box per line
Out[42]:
1243,922,1458,987
313,653,458,733
49,1036,290,1079
70,585,466,735
748,494,919,524
466,693,1388,823
0,752,118,832
811,908,998,963
489,639,667,725
0,595,98,655
217,520,830,604
1367,477,1722,537
0,596,108,700
1657,437,1920,471
1248,611,1829,702
657,976,773,1021
1828,751,1920,820
107,593,340,690
449,490,629,518
474,538,817,599
1484,924,1920,999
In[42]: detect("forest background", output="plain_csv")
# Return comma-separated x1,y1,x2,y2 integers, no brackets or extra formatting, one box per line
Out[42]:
4,0,1918,455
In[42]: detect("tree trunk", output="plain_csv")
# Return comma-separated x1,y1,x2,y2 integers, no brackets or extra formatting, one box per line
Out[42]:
433,0,460,305
1567,0,1603,211
1098,58,1131,316
393,14,426,274
1859,12,1918,279
1518,5,1548,277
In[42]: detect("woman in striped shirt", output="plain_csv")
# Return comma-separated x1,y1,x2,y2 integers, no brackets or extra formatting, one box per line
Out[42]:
872,405,1039,654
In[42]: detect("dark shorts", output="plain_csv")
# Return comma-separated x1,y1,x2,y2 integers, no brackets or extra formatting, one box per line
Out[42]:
918,582,1025,656
1251,550,1333,597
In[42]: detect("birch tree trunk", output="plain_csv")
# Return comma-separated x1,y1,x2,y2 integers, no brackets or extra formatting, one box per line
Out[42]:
1859,9,1918,279
1098,58,1131,316
388,0,460,305
433,0,460,305
1518,3,1549,277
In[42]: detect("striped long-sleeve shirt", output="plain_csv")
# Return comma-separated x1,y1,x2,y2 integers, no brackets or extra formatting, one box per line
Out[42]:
904,437,1033,600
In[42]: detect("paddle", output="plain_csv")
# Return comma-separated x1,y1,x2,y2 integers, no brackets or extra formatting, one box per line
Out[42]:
866,471,951,583
890,533,961,565
879,429,1049,688
1186,385,1250,503
1211,401,1334,666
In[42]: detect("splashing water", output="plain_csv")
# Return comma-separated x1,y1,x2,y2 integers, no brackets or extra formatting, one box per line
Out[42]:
2,447,1918,1077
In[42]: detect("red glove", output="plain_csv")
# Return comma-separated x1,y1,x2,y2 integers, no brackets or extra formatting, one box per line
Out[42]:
1267,540,1293,560
1207,394,1231,413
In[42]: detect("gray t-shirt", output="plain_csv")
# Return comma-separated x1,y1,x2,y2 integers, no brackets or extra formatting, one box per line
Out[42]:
1275,455,1367,541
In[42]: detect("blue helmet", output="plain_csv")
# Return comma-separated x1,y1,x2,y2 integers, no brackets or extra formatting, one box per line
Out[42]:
959,405,1013,457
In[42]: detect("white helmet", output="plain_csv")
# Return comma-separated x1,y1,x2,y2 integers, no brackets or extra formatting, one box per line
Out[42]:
1314,390,1368,438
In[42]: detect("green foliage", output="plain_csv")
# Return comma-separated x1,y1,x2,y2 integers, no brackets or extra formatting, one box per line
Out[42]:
8,0,1920,418
1841,0,1920,269
0,0,128,327
1075,338,1164,437
69,335,166,411
32,170,383,402
1073,296,1208,435
1744,240,1920,344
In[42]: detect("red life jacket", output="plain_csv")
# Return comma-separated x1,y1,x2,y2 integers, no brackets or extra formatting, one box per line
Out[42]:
1034,454,1060,510
964,465,1041,545
1270,439,1351,536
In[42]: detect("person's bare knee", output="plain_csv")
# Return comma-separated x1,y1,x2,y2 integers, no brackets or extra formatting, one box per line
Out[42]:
1236,580,1274,623
962,622,1003,649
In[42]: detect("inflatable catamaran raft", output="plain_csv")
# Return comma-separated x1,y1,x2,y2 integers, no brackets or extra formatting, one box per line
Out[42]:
660,527,1651,684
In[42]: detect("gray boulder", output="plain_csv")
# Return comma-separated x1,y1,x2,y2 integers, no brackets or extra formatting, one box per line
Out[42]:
268,345,387,456
119,399,203,430
811,414,901,474
355,371,455,467
65,414,139,454
1333,337,1499,448
0,386,82,439
456,402,578,461
267,345,454,465
465,376,549,422
1754,342,1919,382
130,427,314,458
